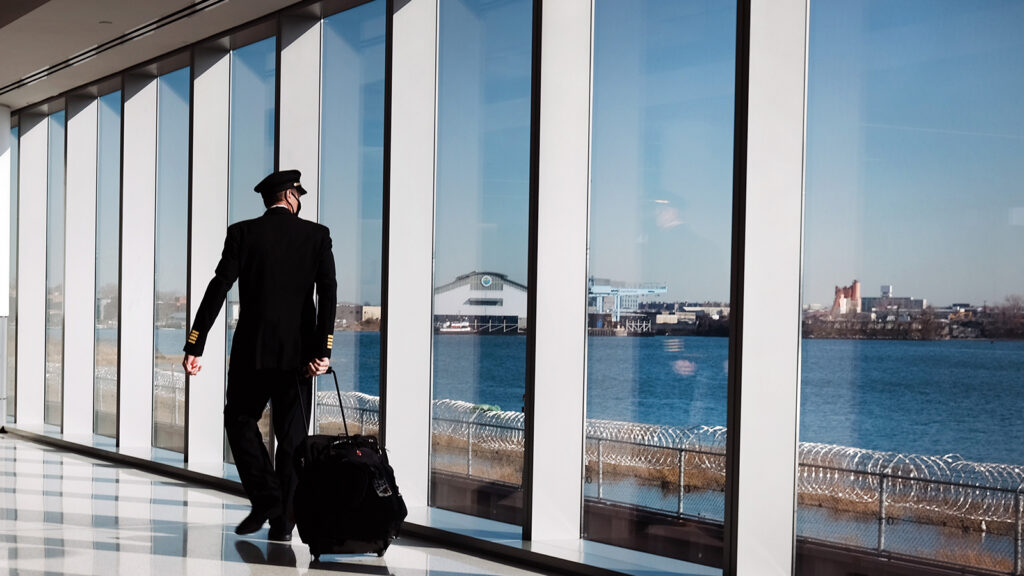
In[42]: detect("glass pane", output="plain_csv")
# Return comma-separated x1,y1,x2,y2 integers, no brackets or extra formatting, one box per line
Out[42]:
7,125,18,422
44,111,66,428
797,3,1024,575
584,0,735,568
154,69,190,453
226,36,276,461
95,91,121,438
316,1,386,436
431,0,533,525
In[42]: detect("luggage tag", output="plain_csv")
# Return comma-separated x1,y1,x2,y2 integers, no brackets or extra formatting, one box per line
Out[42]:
373,475,393,497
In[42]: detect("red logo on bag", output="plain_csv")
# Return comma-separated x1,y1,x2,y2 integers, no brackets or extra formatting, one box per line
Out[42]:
356,450,362,456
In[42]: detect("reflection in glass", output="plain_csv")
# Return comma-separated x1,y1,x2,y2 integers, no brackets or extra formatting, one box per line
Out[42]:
44,111,66,427
95,91,121,438
430,0,533,525
7,125,17,421
797,3,1024,574
316,0,386,434
584,0,735,567
154,69,190,452
226,37,276,460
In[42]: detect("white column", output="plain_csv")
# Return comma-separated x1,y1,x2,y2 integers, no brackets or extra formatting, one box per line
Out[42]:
62,97,99,436
0,107,10,319
279,15,322,223
526,0,591,541
119,74,158,450
0,107,9,426
384,0,438,508
186,47,230,466
16,113,47,427
734,0,808,573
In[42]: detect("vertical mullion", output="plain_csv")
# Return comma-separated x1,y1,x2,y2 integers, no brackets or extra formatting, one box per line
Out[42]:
730,0,808,574
119,74,159,451
524,0,592,542
383,0,439,510
16,113,48,428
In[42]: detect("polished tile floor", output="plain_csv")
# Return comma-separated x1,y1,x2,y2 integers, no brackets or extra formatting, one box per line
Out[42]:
0,435,546,575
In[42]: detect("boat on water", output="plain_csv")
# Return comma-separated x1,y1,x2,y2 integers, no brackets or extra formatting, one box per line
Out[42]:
438,320,475,334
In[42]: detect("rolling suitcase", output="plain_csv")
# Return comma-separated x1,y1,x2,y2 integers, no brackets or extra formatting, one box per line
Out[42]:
293,368,407,561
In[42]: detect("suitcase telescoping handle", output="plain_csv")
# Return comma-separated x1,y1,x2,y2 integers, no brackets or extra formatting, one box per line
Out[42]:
326,367,349,436
296,366,349,437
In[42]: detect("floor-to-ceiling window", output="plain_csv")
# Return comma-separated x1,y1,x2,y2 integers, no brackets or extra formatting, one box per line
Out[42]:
796,2,1024,574
44,110,66,428
430,0,534,524
7,124,18,422
154,69,190,453
583,0,736,567
94,91,121,438
316,0,386,434
226,35,276,460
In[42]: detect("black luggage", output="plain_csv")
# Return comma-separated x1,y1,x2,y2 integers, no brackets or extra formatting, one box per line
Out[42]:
293,368,407,560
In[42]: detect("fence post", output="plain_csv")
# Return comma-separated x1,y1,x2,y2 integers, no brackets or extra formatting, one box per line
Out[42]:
1015,486,1022,576
597,438,604,500
878,473,888,551
677,448,685,515
467,418,474,476
360,407,365,434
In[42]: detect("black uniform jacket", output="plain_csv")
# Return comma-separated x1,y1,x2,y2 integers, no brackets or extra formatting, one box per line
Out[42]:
183,207,337,370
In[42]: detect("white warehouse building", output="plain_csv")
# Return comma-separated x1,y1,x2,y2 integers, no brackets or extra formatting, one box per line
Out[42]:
433,271,527,328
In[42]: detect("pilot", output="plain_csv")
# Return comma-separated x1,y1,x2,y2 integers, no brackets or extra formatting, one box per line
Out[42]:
182,169,337,542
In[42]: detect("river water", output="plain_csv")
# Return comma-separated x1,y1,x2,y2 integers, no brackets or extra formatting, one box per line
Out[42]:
149,329,1024,465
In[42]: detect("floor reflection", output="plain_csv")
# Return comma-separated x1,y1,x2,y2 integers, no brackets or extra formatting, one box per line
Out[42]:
0,435,542,575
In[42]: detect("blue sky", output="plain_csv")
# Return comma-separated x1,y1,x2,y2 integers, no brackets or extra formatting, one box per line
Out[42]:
320,1,386,307
45,111,65,291
154,68,190,295
432,0,738,303
38,0,1024,311
431,0,1024,308
804,0,1024,307
96,91,121,294
433,0,533,290
589,0,736,303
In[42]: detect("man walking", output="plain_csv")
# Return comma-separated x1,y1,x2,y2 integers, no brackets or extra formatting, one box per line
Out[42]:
182,169,336,541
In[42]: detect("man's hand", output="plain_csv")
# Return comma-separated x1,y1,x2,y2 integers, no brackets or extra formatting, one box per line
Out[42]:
182,354,202,376
306,357,330,378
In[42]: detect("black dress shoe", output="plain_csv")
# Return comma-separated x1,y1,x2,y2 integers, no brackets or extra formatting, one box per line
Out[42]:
235,507,279,535
267,527,292,542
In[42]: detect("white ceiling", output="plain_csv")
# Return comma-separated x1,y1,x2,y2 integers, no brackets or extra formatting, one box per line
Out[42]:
0,0,302,112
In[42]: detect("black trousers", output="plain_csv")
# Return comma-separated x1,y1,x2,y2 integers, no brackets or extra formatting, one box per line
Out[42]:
224,367,312,531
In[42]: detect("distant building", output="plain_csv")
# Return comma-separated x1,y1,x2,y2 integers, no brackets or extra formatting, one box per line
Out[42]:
831,280,862,316
433,272,527,327
861,284,926,312
362,306,381,322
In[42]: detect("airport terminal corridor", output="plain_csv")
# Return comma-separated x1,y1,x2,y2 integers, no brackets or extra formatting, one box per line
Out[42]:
0,435,544,576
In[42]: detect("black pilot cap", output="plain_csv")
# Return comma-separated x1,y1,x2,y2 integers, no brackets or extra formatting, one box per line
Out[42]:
254,169,307,196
